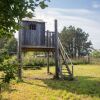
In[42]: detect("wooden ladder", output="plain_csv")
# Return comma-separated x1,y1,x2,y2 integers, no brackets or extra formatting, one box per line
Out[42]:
58,38,74,80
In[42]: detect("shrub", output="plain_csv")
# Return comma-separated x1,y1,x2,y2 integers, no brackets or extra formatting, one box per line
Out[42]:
91,50,100,58
0,49,9,63
1,58,17,83
23,52,55,68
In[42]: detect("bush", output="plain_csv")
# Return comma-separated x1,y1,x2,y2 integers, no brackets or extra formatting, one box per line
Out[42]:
0,49,9,63
23,52,55,68
1,57,17,83
71,58,89,65
33,58,45,66
91,51,100,58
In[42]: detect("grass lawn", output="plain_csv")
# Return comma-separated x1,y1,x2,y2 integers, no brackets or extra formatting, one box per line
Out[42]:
0,64,100,100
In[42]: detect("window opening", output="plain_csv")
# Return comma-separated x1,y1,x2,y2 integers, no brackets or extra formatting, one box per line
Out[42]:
29,24,36,30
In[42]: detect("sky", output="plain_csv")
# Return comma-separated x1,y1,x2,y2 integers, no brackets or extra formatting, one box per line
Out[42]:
15,0,100,49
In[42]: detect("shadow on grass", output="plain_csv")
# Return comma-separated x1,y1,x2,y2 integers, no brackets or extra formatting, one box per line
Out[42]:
41,76,100,97
23,75,100,98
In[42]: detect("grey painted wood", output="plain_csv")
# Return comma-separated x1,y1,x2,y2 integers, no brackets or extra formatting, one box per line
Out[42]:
40,23,45,46
20,20,56,49
47,52,50,73
21,21,45,47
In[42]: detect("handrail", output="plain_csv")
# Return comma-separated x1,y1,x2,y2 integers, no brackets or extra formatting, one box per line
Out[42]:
58,37,74,67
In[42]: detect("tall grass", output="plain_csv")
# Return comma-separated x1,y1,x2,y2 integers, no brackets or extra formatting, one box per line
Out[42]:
0,65,100,100
22,52,55,69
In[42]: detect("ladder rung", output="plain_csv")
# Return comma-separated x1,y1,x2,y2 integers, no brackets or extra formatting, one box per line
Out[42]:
62,69,67,70
62,72,68,73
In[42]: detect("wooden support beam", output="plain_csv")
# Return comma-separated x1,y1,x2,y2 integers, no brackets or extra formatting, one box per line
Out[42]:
18,29,22,80
21,46,55,52
54,19,59,79
47,30,50,73
47,52,50,73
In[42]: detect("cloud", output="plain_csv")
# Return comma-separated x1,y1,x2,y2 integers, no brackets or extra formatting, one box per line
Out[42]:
92,1,100,8
35,8,100,32
93,4,100,8
35,7,100,49
46,8,93,15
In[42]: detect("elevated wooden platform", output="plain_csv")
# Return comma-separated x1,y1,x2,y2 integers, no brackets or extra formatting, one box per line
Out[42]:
21,45,55,52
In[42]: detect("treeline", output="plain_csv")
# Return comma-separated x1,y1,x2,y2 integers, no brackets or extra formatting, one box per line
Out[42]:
60,26,92,58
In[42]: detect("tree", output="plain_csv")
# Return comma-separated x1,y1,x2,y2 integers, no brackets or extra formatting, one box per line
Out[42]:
60,26,92,58
4,35,17,55
0,0,49,37
91,50,100,58
0,37,8,49
0,35,17,62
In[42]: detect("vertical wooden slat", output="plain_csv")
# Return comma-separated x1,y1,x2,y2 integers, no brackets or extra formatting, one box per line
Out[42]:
50,32,52,47
51,33,53,47
47,30,49,47
51,32,54,47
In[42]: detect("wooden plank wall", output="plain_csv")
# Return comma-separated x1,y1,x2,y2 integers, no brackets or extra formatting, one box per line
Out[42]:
20,21,55,48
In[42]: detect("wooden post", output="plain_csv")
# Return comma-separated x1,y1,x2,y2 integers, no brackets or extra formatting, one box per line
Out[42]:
72,65,74,77
47,30,50,73
88,53,90,64
47,30,49,47
54,19,59,79
47,52,50,73
18,28,22,80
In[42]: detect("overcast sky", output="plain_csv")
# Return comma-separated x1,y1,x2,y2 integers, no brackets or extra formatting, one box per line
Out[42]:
34,0,100,49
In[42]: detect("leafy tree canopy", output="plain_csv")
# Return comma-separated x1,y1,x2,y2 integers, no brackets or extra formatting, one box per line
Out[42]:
4,35,17,55
91,50,100,58
0,35,17,62
0,0,49,37
60,26,92,57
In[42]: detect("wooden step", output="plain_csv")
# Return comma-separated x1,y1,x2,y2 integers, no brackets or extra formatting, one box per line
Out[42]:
62,69,67,70
62,72,69,73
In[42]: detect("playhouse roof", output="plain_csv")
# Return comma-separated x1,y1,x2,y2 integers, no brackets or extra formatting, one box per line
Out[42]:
22,17,45,23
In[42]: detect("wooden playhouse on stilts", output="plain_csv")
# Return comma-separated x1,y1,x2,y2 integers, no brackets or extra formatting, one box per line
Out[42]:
18,17,74,80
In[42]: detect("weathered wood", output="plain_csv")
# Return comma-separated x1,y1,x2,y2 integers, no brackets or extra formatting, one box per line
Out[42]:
18,27,22,80
18,19,61,79
72,65,74,77
21,21,45,46
47,52,50,73
54,19,59,79
21,20,56,48
21,46,55,52
47,30,49,47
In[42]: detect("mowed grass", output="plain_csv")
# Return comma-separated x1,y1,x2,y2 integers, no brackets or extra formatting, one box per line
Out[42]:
1,65,100,100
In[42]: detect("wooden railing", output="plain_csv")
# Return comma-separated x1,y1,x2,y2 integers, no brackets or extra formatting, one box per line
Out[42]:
45,31,55,47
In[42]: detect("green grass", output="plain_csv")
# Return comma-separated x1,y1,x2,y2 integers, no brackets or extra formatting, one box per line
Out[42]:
1,65,100,100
